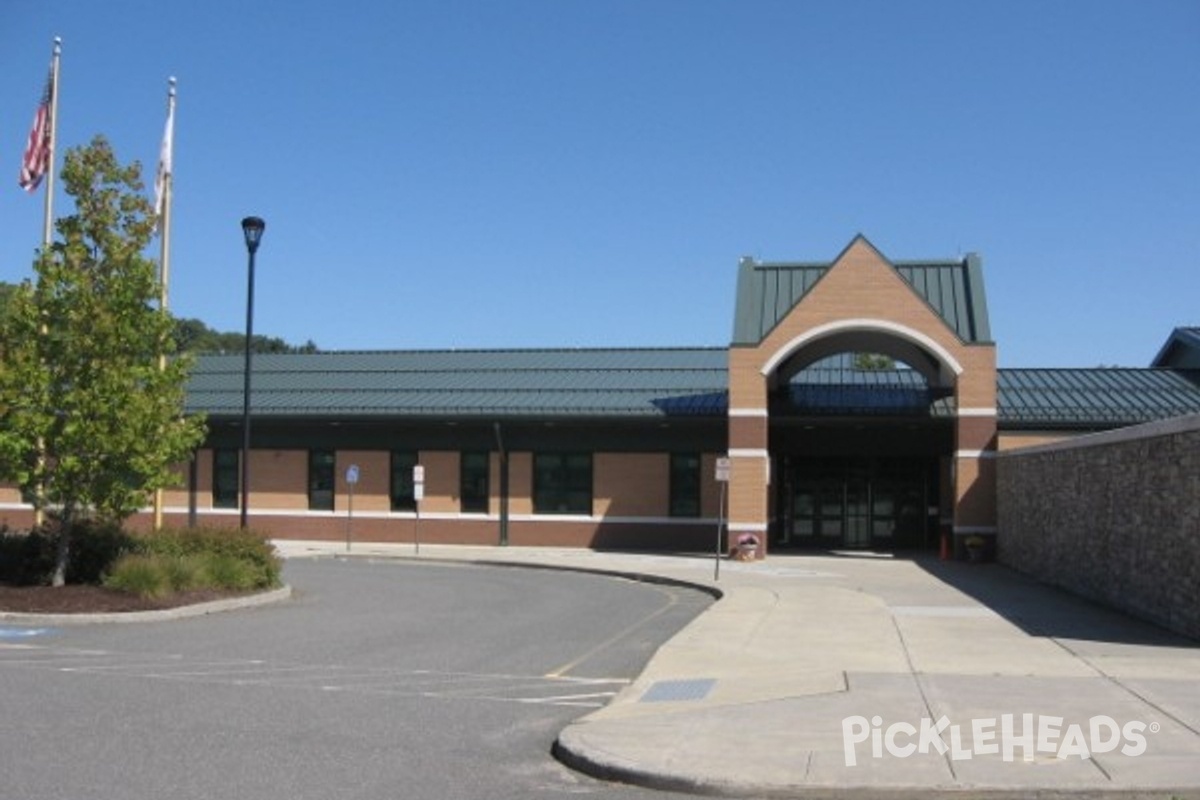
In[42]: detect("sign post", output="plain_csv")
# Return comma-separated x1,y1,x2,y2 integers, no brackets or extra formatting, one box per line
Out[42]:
345,464,359,552
714,457,731,581
413,464,425,555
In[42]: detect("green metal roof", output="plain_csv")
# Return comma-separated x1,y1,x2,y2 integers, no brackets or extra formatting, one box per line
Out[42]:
997,368,1200,428
731,235,992,346
186,348,730,419
1151,327,1200,369
186,349,1200,430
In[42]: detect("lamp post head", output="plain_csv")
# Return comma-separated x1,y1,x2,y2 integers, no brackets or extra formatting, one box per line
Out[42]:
241,216,266,254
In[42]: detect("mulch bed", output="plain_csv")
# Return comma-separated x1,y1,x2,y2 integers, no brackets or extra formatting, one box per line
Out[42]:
0,584,246,614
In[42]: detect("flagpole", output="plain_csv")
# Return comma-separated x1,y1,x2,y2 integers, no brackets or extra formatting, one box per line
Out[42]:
40,37,62,250
153,76,176,531
32,37,61,530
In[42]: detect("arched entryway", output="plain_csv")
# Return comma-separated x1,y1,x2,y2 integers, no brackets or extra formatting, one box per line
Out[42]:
725,236,998,557
764,322,958,551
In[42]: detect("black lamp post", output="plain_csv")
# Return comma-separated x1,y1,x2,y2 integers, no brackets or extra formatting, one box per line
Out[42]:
240,216,265,529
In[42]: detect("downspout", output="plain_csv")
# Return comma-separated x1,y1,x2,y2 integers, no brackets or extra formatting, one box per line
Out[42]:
493,422,509,546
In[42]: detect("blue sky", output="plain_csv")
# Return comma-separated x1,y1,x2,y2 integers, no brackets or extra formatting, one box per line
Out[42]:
2,0,1197,367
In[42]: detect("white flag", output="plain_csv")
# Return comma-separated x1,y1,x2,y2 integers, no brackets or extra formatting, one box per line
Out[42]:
154,82,175,219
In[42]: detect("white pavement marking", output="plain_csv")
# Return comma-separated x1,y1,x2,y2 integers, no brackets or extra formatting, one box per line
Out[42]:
0,643,629,708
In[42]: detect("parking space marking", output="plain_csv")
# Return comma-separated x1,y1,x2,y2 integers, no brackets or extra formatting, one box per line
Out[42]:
0,643,628,708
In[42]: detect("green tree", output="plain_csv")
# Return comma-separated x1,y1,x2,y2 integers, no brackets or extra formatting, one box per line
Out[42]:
172,316,318,355
853,352,896,371
0,136,207,586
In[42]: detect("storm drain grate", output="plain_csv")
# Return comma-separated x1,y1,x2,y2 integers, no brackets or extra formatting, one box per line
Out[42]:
639,678,717,703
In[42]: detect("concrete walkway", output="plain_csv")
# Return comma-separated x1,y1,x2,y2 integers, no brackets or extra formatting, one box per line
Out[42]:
273,540,1200,798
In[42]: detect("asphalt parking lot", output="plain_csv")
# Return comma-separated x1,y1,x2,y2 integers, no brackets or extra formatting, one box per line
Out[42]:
0,558,712,800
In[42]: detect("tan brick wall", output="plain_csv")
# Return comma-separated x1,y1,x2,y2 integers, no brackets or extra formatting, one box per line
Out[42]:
756,239,974,367
153,460,190,509
485,454,500,516
953,455,997,529
728,348,769,409
508,452,533,515
998,431,1078,451
955,350,999,409
956,416,1000,452
727,238,1000,540
334,450,391,513
595,453,668,517
193,449,215,510
418,450,459,514
700,453,723,518
729,415,768,450
250,449,308,510
728,454,768,526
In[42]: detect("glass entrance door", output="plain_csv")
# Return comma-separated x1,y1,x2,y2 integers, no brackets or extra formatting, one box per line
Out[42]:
776,458,933,550
845,478,871,548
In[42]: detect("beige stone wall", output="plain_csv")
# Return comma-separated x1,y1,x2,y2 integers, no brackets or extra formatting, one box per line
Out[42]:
998,415,1200,640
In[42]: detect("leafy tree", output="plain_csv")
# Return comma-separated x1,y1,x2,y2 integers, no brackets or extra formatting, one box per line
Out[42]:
853,352,896,371
172,316,318,354
0,283,318,356
0,136,207,586
0,282,17,327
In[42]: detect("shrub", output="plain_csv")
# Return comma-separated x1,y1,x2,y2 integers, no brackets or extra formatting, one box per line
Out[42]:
161,554,209,592
201,554,261,591
104,554,172,598
65,520,136,584
4,523,281,595
0,527,55,585
0,521,136,586
134,526,281,589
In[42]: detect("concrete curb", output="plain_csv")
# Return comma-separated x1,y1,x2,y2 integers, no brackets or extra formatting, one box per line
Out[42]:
0,584,293,625
551,730,1199,800
322,551,726,600
274,546,1200,799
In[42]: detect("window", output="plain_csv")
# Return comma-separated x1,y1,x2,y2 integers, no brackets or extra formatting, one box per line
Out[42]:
533,453,592,515
460,452,489,513
213,449,239,509
391,450,418,511
309,450,335,511
669,453,701,517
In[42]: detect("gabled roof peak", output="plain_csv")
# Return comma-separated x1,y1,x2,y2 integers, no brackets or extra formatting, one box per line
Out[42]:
731,236,992,345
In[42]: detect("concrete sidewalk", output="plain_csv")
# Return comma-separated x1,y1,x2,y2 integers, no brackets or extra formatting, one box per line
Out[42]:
274,540,1200,798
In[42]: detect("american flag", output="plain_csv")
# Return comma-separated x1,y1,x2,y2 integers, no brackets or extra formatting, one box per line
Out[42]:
19,68,54,192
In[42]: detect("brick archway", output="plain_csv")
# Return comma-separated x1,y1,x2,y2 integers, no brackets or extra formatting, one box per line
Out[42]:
726,237,997,557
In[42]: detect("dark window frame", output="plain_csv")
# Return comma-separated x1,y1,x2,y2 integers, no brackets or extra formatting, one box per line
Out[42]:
309,449,336,511
213,448,239,509
390,450,418,512
669,452,702,518
460,451,489,514
533,452,592,515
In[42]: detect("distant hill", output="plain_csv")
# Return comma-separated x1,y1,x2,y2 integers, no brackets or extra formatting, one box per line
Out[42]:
0,280,318,355
173,316,318,355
